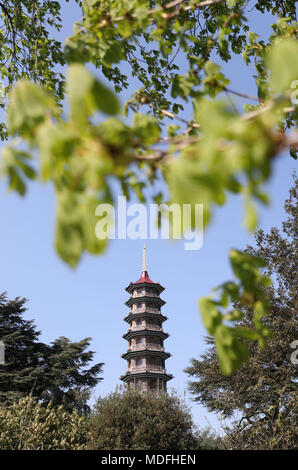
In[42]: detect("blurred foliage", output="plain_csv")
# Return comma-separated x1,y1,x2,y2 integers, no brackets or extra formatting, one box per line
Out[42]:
199,248,272,375
0,0,298,374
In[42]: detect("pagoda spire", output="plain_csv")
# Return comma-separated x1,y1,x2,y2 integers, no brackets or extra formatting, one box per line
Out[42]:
142,244,147,273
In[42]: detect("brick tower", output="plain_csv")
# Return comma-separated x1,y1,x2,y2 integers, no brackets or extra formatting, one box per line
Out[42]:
120,246,173,392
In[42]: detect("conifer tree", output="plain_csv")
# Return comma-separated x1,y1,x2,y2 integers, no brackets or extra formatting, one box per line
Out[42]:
0,294,103,413
185,175,298,449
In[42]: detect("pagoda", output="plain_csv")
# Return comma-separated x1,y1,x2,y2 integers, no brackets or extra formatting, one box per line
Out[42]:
120,246,173,392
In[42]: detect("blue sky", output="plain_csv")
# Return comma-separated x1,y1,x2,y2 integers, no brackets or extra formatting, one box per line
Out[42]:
0,2,296,430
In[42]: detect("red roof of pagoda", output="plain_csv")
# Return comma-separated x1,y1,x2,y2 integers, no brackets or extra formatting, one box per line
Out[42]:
135,270,154,284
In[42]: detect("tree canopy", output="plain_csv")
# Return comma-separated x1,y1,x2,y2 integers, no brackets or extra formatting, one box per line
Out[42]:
0,0,72,140
87,388,197,450
0,293,103,413
0,389,222,450
0,395,88,450
185,176,298,449
0,0,297,374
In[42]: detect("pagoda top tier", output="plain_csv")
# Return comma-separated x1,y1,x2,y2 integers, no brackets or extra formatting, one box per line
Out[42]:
125,245,165,293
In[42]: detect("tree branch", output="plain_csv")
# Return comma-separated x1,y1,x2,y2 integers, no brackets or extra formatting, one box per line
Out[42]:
99,0,227,27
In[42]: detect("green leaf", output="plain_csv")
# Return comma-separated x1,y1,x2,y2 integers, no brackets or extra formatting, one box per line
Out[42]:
234,327,260,341
224,309,244,321
171,75,193,99
67,65,120,121
56,191,107,267
244,200,258,231
1,146,36,196
117,20,133,39
193,99,234,137
56,191,84,267
199,297,222,335
226,0,238,6
80,195,108,255
36,122,79,181
8,82,58,136
166,154,226,228
202,62,230,97
133,113,161,145
215,326,250,376
268,39,298,93
98,118,132,147
103,42,124,65
82,0,99,15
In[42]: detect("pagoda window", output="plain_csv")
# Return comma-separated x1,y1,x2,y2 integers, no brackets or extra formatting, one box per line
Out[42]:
148,379,156,390
148,302,156,309
148,319,158,330
136,358,142,366
133,288,143,297
146,288,156,296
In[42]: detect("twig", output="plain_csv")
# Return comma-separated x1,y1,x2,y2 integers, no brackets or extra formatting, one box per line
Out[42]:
286,130,298,149
135,120,298,162
242,102,295,121
160,109,200,128
225,89,240,115
162,45,181,76
224,87,259,102
135,150,168,161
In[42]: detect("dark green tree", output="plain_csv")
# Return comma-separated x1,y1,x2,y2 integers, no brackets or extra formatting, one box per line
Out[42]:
0,294,103,413
193,427,222,450
87,389,197,450
185,175,298,449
